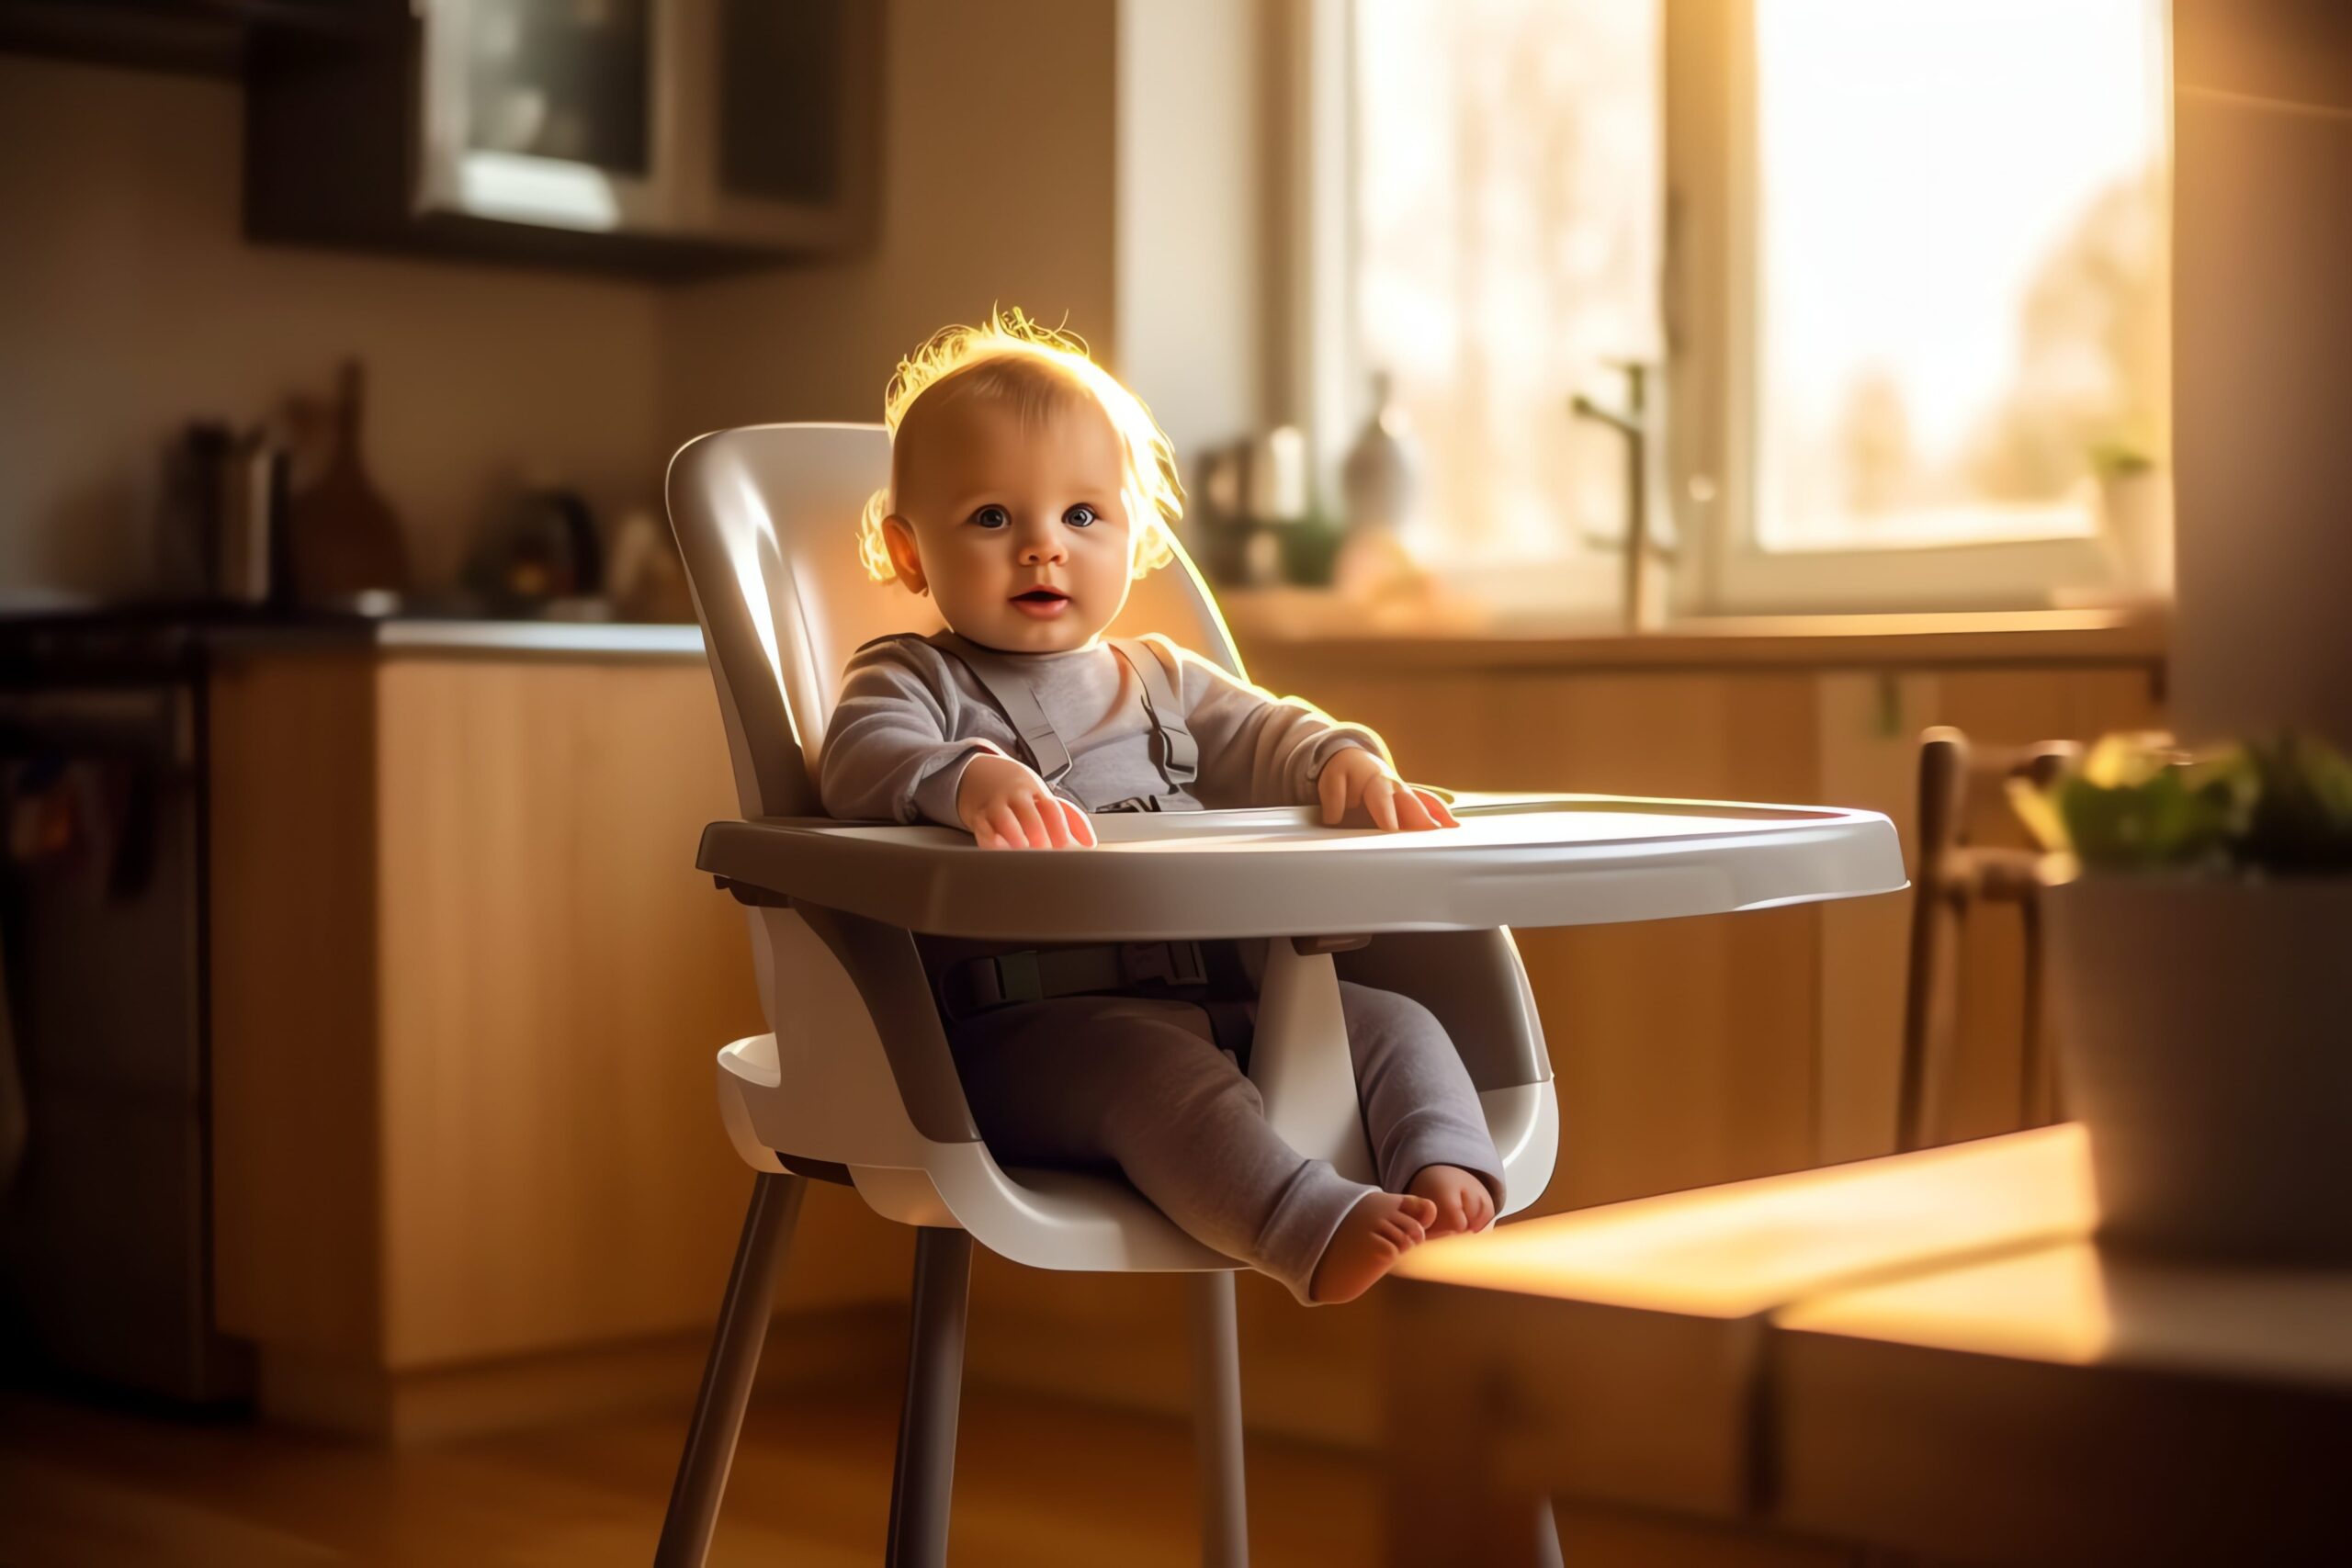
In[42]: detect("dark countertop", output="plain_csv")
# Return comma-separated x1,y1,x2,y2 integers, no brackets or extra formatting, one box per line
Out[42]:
0,604,706,680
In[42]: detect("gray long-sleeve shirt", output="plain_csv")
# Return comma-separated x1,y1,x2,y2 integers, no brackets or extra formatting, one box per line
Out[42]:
818,632,1392,825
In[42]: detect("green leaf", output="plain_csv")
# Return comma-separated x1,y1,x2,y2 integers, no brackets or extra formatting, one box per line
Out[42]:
2241,732,2352,874
2010,728,2352,874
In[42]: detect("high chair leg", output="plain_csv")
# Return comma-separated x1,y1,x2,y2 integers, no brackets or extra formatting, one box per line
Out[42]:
655,1169,808,1568
1188,1269,1250,1567
1535,1497,1566,1568
887,1226,973,1568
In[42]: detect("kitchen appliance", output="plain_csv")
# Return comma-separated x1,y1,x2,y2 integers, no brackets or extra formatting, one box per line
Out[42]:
0,612,266,1404
244,0,881,277
157,420,290,607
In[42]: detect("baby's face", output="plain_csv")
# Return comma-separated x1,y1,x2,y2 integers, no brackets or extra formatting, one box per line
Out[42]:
884,392,1136,654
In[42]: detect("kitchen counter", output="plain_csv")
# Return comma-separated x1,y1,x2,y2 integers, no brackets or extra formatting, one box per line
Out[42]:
204,615,707,658
0,606,707,675
1218,590,2167,672
371,618,704,656
12,596,2168,671
369,604,2161,671
366,604,2161,671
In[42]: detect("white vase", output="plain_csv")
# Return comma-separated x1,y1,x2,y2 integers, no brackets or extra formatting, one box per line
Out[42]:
2044,874,2352,1263
2096,467,2174,600
1341,371,1418,536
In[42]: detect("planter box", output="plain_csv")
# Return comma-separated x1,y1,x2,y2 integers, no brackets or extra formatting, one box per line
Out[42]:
2046,874,2352,1263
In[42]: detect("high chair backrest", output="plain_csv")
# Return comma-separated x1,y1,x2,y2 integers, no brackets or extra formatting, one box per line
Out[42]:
666,423,1246,820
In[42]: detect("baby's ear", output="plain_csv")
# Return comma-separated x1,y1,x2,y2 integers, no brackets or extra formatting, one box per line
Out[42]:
881,514,928,594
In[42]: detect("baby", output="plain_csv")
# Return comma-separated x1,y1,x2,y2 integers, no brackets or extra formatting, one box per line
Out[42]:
820,312,1504,1303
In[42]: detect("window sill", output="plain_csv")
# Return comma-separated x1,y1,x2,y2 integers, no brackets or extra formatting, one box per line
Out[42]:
1216,587,2168,673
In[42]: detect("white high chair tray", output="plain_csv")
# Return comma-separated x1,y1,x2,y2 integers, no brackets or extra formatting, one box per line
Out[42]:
697,793,1905,942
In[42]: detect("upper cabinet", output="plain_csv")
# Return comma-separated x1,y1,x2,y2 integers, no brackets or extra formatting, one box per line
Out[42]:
0,0,365,75
243,0,879,277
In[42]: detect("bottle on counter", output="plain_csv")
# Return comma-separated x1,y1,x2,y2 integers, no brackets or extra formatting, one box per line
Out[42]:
1340,369,1418,536
1335,370,1431,606
285,359,409,610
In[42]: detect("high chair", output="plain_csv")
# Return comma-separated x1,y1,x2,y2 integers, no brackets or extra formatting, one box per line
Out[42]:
654,423,1905,1567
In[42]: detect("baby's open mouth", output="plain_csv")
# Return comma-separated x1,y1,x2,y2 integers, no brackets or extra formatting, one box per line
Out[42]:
1010,586,1070,618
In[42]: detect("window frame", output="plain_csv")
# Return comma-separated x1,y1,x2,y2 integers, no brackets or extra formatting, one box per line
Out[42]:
1666,0,2162,616
1310,0,2171,619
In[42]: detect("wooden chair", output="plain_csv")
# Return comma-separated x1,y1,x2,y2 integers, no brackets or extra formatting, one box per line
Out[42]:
1895,727,2080,1153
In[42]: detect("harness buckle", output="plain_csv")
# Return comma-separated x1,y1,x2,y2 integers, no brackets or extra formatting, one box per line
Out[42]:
1119,940,1206,987
971,949,1043,1009
1099,794,1165,814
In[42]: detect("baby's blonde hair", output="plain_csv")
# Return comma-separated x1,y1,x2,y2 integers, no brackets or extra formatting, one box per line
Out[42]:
858,308,1183,584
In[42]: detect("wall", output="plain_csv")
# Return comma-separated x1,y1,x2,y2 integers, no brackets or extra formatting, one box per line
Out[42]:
1113,0,1265,465
1,1,1274,600
2173,1,2352,745
0,54,667,596
659,0,1121,448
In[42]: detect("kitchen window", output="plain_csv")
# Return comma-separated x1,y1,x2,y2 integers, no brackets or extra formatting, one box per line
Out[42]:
1323,0,2172,616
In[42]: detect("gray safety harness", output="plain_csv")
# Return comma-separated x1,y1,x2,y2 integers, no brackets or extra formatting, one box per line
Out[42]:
856,629,1255,1053
920,629,1200,814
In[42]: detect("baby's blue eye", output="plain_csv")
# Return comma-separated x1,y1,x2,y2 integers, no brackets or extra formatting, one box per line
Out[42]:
971,505,1009,529
1064,505,1098,527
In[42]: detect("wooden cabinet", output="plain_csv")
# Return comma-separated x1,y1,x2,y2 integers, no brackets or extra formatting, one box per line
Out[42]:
206,647,910,1438
0,0,365,77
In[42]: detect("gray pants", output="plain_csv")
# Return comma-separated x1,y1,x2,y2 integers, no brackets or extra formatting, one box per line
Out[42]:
950,980,1504,1303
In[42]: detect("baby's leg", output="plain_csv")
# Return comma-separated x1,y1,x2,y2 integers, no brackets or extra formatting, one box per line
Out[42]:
1339,981,1508,1235
952,995,1427,1302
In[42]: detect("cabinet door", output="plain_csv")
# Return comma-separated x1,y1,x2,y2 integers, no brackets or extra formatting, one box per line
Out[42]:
717,0,843,205
369,657,911,1364
210,654,912,1381
695,0,881,249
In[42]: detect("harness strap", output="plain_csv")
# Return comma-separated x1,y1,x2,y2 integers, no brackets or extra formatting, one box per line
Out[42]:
943,940,1210,1015
917,630,1198,807
939,938,1258,1066
925,630,1074,784
1108,637,1200,788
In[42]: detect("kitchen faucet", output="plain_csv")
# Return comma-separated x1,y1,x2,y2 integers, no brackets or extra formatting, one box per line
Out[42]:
1571,360,1674,631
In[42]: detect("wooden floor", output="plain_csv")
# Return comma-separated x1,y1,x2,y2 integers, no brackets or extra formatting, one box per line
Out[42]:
0,1373,1864,1568
0,1379,1383,1568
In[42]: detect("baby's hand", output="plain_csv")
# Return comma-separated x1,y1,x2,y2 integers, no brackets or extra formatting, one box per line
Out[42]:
1316,748,1461,831
956,754,1098,850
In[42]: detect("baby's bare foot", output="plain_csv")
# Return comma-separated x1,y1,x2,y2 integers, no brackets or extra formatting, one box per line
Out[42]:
1407,1165,1497,1239
1309,1192,1438,1304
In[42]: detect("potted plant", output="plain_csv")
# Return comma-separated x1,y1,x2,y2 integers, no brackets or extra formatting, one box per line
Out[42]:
2088,438,2171,600
2014,732,2352,1262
